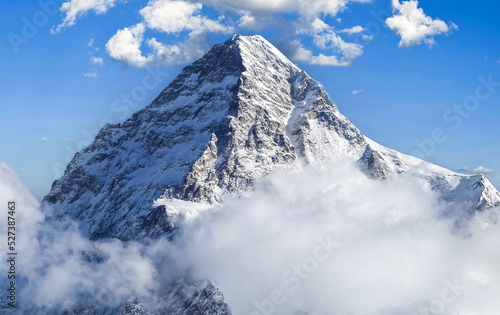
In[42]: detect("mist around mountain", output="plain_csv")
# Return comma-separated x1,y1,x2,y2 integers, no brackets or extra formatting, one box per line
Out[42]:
1,159,500,314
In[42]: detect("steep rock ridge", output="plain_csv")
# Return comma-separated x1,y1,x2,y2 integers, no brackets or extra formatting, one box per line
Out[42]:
360,139,500,212
288,68,367,164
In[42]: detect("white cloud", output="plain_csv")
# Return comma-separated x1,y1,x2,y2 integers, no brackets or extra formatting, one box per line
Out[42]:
352,89,364,95
362,34,374,41
2,159,500,313
310,18,330,31
91,57,103,65
101,0,371,67
106,23,151,67
52,0,119,34
50,0,381,68
386,0,457,47
140,0,232,35
88,38,94,47
339,25,365,35
84,70,99,78
237,12,257,29
52,0,456,68
179,160,500,314
203,0,371,18
474,166,495,173
460,166,495,174
313,30,363,65
199,0,298,13
105,0,234,67
299,0,350,19
288,31,363,67
146,33,211,65
41,137,49,141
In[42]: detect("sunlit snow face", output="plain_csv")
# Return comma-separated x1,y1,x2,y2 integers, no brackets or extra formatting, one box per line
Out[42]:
2,159,500,314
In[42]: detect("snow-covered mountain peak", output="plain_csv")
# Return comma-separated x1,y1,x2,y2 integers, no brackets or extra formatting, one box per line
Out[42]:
232,34,298,70
43,34,499,242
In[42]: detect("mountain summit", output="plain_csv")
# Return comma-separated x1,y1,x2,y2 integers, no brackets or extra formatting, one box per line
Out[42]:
43,35,500,241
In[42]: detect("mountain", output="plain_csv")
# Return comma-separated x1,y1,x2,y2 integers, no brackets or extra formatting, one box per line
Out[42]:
43,35,500,243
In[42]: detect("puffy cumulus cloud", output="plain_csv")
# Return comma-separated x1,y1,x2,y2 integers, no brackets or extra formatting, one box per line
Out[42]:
0,162,44,305
52,0,458,68
200,0,297,13
140,0,232,35
202,0,371,17
52,0,374,67
236,11,278,30
386,0,457,47
289,28,364,66
299,0,352,19
0,161,176,311
178,159,500,314
105,23,151,68
52,0,119,34
2,159,500,313
106,0,234,67
25,230,161,309
249,1,372,66
146,33,212,65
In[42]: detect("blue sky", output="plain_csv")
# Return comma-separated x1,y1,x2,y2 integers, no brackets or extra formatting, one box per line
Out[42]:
1,0,499,199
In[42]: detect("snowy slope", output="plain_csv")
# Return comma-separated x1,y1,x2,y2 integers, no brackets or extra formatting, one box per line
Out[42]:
43,35,500,243
361,138,500,212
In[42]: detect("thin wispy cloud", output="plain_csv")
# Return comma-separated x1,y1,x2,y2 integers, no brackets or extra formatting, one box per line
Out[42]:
51,0,120,34
338,25,365,35
461,166,495,174
83,70,99,78
90,57,103,65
